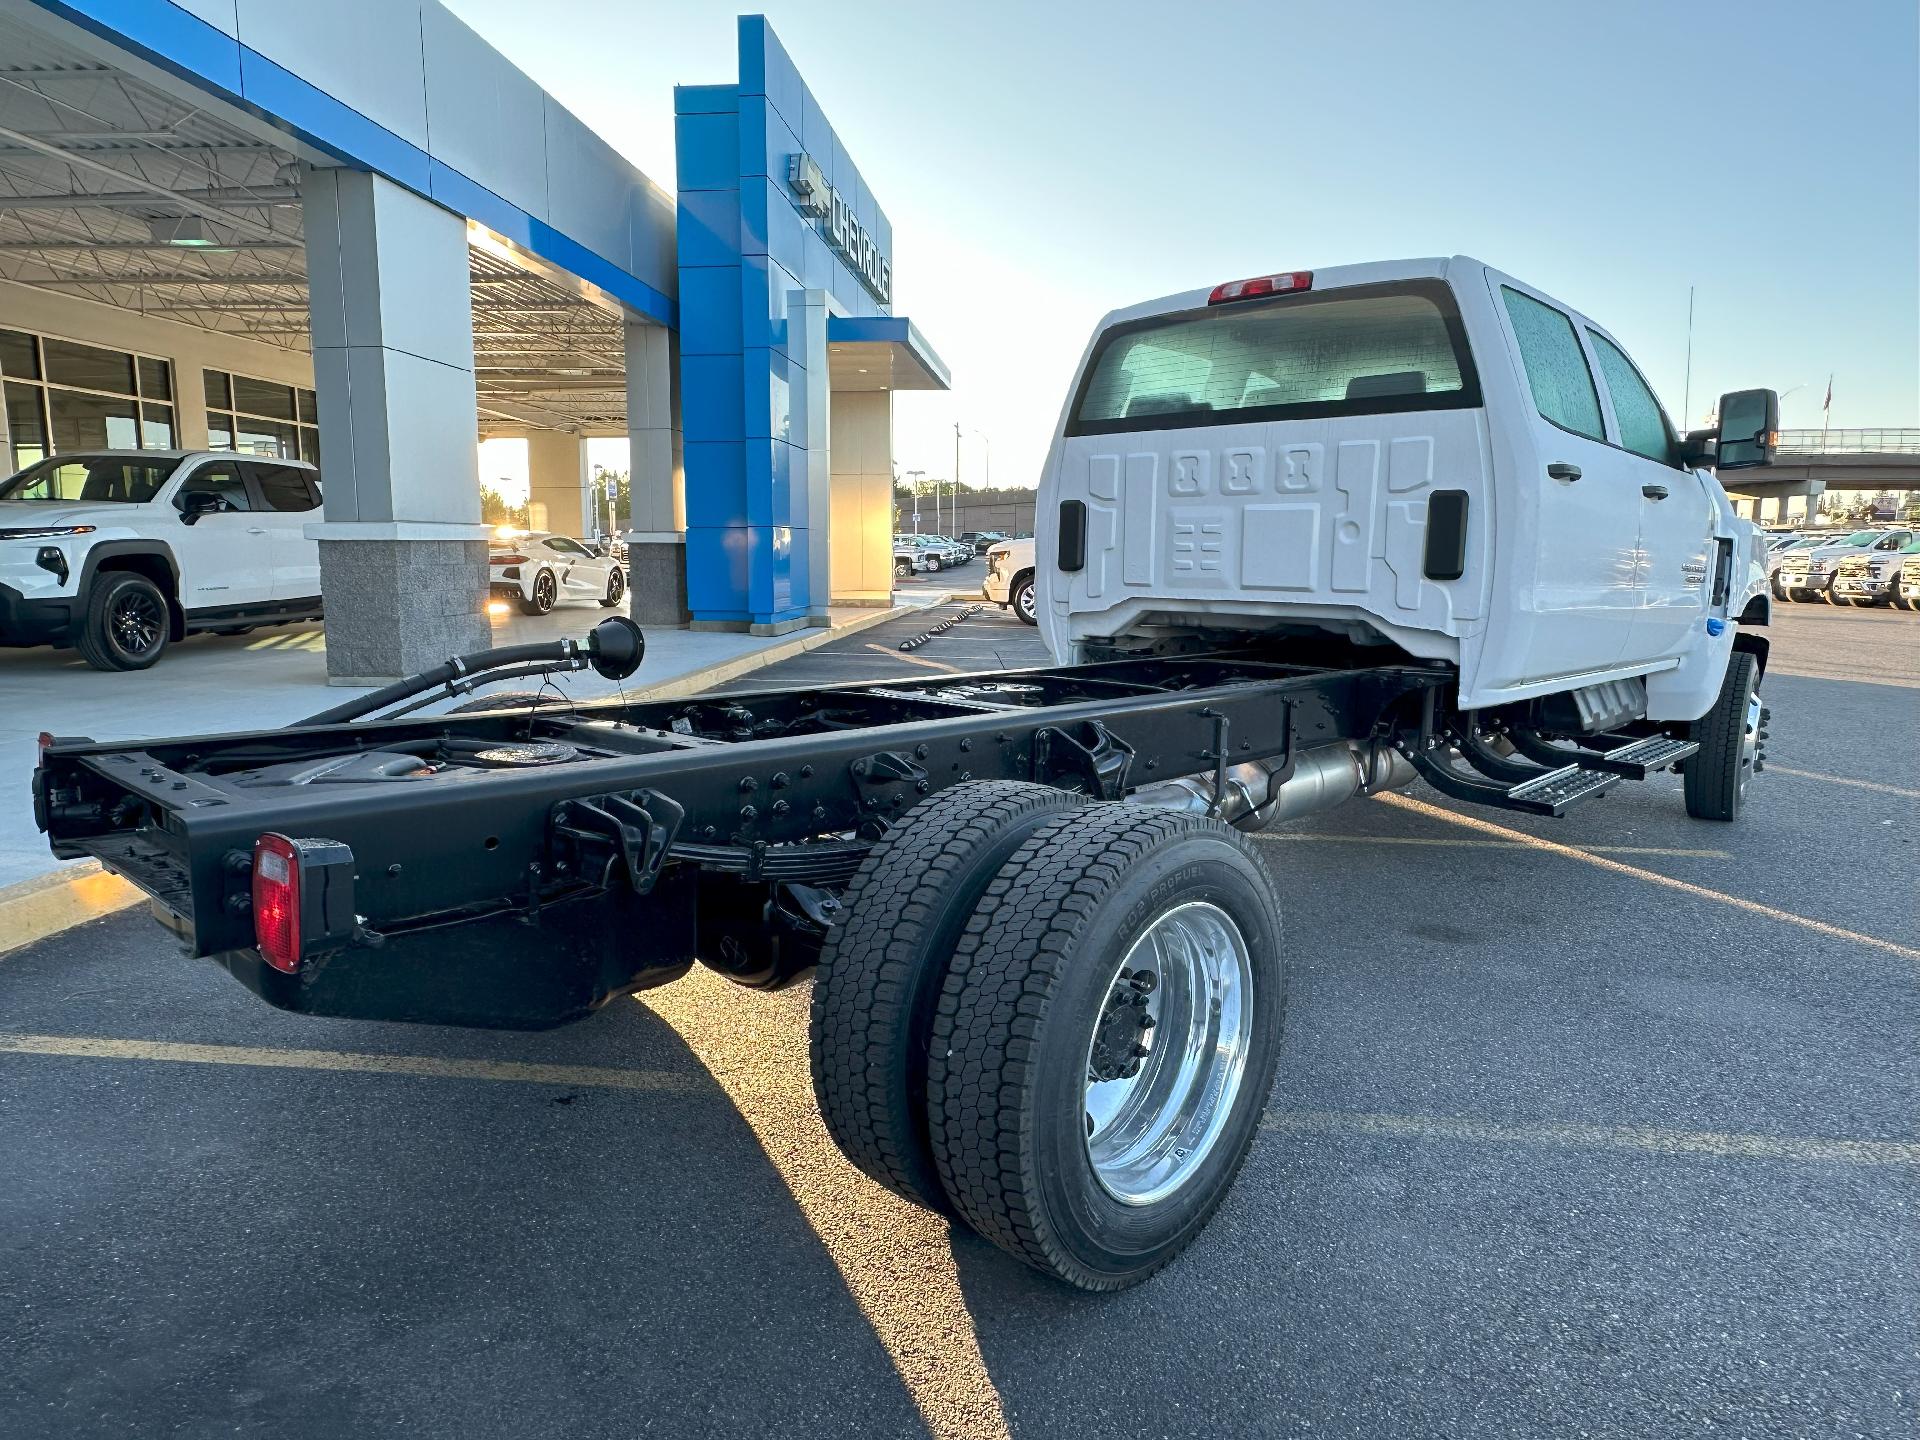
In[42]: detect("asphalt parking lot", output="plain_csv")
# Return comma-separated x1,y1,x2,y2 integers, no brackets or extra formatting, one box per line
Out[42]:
2,600,1915,1439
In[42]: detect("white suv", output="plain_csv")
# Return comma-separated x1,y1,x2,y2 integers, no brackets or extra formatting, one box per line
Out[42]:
0,449,323,670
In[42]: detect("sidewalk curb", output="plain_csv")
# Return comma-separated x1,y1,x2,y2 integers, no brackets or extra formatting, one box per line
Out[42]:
0,599,946,957
627,599,941,701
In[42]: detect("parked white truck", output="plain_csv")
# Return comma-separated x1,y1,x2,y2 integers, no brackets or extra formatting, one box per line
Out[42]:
36,256,1781,1293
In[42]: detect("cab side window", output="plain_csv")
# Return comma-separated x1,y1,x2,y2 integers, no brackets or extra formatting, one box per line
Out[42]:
249,463,319,512
1501,287,1604,442
173,465,252,513
1587,331,1678,467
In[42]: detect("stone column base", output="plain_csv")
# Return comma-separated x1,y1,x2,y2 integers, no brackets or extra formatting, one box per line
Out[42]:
626,537,691,629
318,538,490,685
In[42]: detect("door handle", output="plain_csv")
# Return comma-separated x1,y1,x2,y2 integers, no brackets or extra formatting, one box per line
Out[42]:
1641,483,1670,501
246,526,268,534
1547,462,1581,482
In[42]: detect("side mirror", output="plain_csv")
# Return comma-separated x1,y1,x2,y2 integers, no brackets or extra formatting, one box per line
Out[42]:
1714,389,1780,470
177,490,222,524
1679,428,1718,467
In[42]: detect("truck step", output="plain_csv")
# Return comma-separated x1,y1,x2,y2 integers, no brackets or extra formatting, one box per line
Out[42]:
1411,749,1620,818
1589,734,1698,779
1504,763,1620,812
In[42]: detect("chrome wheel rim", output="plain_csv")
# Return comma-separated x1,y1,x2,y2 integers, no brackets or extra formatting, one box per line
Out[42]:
111,590,164,654
1083,901,1253,1206
1015,583,1036,622
609,571,624,602
535,573,555,609
1739,686,1761,801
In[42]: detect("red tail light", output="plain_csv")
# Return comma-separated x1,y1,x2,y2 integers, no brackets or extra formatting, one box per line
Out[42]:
252,833,302,973
491,552,529,566
1208,270,1313,305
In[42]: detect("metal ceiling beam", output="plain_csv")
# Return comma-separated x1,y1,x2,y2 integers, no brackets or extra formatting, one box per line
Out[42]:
0,131,295,239
0,239,300,251
19,272,306,287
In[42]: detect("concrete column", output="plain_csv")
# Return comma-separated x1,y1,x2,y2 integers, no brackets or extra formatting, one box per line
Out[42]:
622,319,690,626
526,431,589,538
829,390,895,604
303,166,490,684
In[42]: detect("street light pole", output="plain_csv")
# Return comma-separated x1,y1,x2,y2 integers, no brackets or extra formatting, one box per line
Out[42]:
904,469,925,533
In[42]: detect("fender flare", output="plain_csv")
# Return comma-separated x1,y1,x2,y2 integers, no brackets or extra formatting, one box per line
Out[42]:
78,541,184,636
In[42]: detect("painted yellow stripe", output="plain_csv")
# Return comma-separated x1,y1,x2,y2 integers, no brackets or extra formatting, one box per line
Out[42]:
1255,833,1731,858
1263,1109,1920,1167
864,642,960,673
0,1033,695,1092
9,1029,1910,1172
1767,764,1920,800
0,863,141,957
1376,792,1920,963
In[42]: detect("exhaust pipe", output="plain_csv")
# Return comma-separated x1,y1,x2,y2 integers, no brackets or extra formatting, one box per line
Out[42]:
1129,741,1415,829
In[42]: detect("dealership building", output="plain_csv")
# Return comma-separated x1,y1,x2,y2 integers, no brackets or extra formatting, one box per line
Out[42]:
0,1,947,678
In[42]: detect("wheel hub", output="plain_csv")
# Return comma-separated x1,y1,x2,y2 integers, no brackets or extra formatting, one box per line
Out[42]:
1086,968,1157,1083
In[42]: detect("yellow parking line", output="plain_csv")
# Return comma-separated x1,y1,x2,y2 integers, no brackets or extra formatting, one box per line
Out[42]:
1766,764,1920,800
1255,833,1731,858
1376,792,1920,963
1264,1109,1920,1167
0,864,141,957
864,642,960,672
0,1032,696,1092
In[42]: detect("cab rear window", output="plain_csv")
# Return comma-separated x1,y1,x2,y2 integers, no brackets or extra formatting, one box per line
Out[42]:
1068,280,1479,436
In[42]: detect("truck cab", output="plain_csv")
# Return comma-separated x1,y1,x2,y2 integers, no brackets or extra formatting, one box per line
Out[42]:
1036,257,1770,724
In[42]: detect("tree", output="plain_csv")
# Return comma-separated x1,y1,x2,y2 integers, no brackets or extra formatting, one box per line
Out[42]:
479,482,529,529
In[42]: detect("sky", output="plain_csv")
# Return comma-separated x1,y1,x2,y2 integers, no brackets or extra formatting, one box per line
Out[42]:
448,0,1919,497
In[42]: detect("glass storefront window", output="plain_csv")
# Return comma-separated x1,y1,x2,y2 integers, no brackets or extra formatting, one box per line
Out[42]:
204,369,319,462
41,337,136,396
48,390,140,451
6,380,48,471
137,356,172,402
2,331,174,470
232,374,296,422
140,403,176,449
1,329,40,380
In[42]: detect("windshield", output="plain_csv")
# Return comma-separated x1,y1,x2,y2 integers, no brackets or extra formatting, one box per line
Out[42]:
0,454,181,504
1841,530,1881,545
1069,280,1479,436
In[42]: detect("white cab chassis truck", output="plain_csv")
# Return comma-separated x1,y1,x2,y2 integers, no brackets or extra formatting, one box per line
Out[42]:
36,258,1782,1293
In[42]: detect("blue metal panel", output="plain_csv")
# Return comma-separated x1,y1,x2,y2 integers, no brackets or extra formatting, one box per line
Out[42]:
745,438,792,527
738,252,800,356
741,346,792,442
680,354,745,445
673,83,739,116
675,111,740,193
686,528,751,616
427,159,532,250
736,94,798,184
677,191,741,270
676,266,743,358
738,16,805,134
737,178,769,260
683,441,748,530
525,217,676,328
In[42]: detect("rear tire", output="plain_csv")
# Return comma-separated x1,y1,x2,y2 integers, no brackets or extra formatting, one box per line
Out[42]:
895,558,912,579
1685,650,1761,822
809,781,1087,1212
518,570,556,616
600,568,625,608
75,572,172,671
927,806,1286,1290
